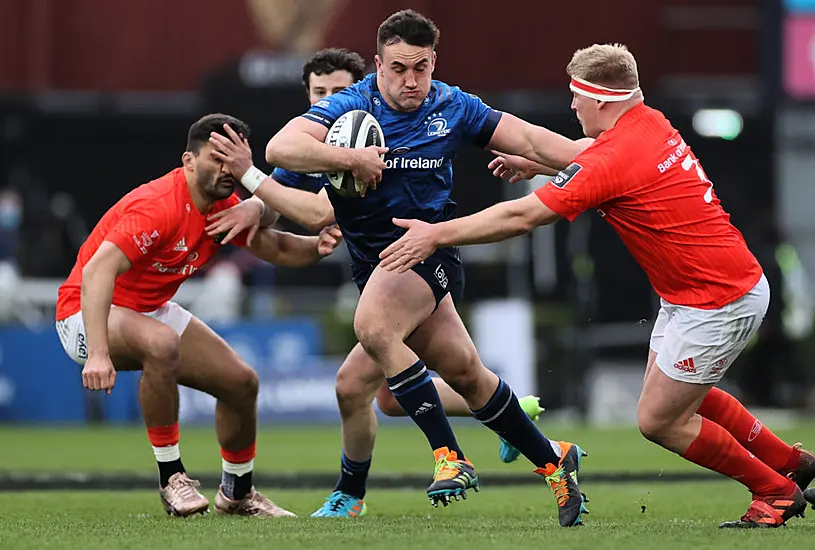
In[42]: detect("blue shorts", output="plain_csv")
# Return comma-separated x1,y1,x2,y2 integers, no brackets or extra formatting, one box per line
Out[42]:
351,247,465,308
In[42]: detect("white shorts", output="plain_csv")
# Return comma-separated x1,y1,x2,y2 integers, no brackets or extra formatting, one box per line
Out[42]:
55,301,193,366
649,275,769,385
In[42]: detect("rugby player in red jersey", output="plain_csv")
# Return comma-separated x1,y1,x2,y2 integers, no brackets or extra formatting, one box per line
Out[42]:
55,113,342,518
380,43,815,528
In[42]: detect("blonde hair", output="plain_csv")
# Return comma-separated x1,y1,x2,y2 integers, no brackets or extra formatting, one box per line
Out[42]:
567,43,639,89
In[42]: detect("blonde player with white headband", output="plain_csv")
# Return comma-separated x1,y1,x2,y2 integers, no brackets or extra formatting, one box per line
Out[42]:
380,42,815,529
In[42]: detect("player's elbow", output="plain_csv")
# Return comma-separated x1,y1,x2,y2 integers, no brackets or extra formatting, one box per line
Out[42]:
304,210,335,233
508,203,540,235
265,138,280,166
517,214,539,235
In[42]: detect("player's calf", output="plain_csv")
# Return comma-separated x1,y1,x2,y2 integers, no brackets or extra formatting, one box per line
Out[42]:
139,327,186,489
374,383,403,416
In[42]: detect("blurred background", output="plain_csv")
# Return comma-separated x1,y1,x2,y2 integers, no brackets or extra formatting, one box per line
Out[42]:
1,0,814,431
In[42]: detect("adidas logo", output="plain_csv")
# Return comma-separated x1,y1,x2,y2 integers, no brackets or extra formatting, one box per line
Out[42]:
174,238,188,252
415,402,436,415
673,358,696,373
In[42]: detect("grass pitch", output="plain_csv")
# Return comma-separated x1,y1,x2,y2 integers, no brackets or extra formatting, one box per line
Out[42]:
2,421,815,549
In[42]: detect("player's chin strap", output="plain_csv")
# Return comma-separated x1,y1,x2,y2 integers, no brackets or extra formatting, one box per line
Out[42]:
569,76,640,102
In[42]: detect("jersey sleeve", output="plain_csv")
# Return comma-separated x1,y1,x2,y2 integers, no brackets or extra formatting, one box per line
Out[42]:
104,200,172,264
301,85,368,129
272,167,321,192
455,88,502,148
534,141,626,222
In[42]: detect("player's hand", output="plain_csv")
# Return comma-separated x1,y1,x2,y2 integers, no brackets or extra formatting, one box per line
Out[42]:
209,124,254,179
379,218,439,273
488,150,540,183
317,225,343,257
350,146,388,197
206,199,263,245
82,354,117,395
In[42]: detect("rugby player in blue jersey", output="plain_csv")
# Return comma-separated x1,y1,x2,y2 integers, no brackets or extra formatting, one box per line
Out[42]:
206,47,545,519
263,10,591,527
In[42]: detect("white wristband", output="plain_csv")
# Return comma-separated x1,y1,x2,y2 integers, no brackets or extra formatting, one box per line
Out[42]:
240,165,268,194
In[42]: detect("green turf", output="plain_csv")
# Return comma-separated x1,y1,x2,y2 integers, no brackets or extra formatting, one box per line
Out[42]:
3,421,814,474
1,484,813,550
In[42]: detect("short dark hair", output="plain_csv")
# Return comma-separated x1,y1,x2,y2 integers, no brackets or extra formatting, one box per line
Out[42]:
186,113,250,154
377,10,439,53
302,48,367,91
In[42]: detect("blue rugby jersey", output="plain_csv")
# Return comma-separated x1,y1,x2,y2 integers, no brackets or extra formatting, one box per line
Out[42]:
301,74,501,264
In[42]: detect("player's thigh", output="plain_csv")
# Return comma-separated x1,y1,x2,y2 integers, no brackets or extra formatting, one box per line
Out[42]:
638,365,711,430
644,304,671,385
654,293,767,387
176,316,257,401
336,343,384,402
354,266,436,344
407,295,482,381
56,307,178,372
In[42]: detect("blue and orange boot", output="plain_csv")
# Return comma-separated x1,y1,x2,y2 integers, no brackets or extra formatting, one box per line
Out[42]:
311,491,367,518
426,447,479,507
535,441,589,527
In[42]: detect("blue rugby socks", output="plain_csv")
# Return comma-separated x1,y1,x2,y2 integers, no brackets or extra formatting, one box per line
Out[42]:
472,378,561,468
387,360,465,459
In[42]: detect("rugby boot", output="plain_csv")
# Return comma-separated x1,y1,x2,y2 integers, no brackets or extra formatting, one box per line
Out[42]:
159,472,210,517
311,491,368,517
535,441,589,527
719,484,806,528
427,447,479,507
779,442,815,491
805,487,815,508
214,486,296,517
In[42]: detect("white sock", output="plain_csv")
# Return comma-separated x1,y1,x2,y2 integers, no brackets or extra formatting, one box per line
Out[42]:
153,444,181,462
222,458,254,477
550,440,563,459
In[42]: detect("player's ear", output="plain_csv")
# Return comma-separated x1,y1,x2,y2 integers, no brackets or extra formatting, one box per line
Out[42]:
181,151,195,171
430,51,437,73
374,54,383,75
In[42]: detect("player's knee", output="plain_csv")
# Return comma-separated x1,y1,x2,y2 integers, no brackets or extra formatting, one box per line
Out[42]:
438,348,482,398
231,366,260,403
353,320,392,362
335,366,372,414
144,328,181,373
374,384,404,416
637,410,671,443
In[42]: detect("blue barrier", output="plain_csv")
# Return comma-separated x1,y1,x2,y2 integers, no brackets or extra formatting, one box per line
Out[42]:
0,320,332,424
787,0,815,12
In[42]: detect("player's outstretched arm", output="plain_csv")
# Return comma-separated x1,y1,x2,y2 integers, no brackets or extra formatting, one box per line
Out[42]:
379,194,560,273
254,184,335,232
488,150,560,183
80,241,132,393
488,113,592,171
208,122,335,230
245,225,343,267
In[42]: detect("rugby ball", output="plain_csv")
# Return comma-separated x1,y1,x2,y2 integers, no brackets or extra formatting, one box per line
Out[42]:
324,110,385,197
